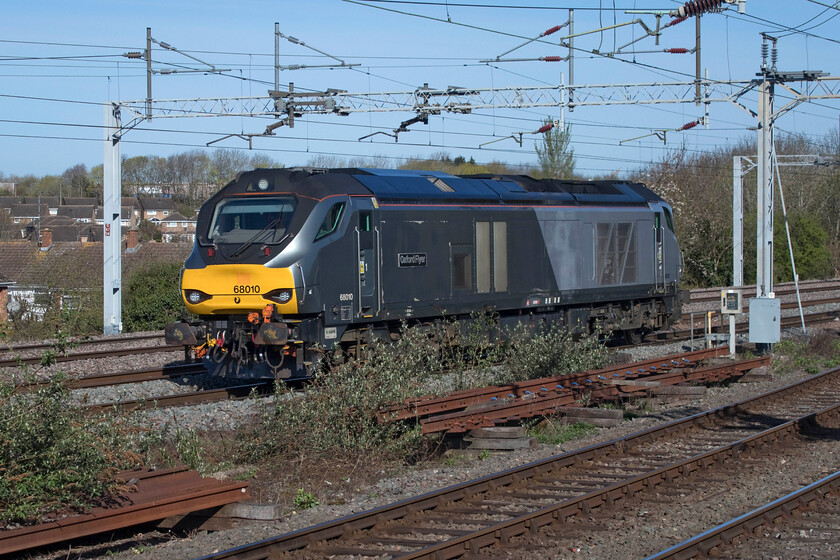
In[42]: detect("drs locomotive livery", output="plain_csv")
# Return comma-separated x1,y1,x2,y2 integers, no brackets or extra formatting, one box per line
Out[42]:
165,167,684,378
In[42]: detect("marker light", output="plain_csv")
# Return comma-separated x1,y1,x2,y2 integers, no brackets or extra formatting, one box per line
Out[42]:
264,289,293,304
185,289,212,304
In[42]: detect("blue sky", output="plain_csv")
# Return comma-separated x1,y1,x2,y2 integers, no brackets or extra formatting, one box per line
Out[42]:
2,0,839,178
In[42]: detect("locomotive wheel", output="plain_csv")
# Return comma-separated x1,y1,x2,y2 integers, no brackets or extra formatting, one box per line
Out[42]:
623,329,646,345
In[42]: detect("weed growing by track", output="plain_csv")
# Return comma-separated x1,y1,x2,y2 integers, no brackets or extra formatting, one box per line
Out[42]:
0,373,144,525
773,330,840,375
499,323,611,383
526,419,599,445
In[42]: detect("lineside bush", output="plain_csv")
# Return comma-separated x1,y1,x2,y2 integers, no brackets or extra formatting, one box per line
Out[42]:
244,317,610,465
0,374,144,524
244,324,445,463
500,323,611,383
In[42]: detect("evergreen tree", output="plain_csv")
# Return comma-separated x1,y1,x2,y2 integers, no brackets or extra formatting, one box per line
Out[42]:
535,121,575,179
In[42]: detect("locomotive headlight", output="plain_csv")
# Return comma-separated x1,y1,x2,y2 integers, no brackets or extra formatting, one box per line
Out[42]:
185,289,212,304
264,288,293,304
257,178,270,191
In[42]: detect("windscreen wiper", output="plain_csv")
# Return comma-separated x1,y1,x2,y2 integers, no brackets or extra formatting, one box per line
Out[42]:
229,217,284,258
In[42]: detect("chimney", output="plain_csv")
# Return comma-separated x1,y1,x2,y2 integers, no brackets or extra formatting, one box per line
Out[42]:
126,228,140,250
40,228,53,249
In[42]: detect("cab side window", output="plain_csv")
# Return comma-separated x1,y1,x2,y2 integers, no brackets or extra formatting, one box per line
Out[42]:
314,202,345,241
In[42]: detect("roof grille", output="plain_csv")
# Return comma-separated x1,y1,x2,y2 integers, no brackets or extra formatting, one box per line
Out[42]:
425,176,454,192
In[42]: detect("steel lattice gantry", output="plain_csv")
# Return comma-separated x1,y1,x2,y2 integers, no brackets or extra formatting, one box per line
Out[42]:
101,76,840,336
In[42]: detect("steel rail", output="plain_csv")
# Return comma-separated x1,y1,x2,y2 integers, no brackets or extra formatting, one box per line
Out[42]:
666,308,840,342
387,403,840,560
0,332,165,355
382,349,767,433
417,355,768,434
689,279,840,303
0,343,185,368
646,470,840,560
196,365,840,560
383,346,728,423
17,363,207,392
85,381,274,415
0,467,250,557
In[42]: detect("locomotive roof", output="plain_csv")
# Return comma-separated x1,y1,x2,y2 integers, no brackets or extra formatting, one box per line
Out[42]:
227,167,664,207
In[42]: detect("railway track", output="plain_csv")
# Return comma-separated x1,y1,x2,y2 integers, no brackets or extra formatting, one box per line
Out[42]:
85,381,275,415
0,343,185,368
0,332,165,356
20,362,207,390
197,365,840,560
689,278,840,303
649,471,840,559
382,346,769,434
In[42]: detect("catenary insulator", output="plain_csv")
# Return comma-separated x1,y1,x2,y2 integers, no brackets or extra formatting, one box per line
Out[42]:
666,48,689,54
542,25,564,36
676,0,723,18
536,124,554,134
680,120,699,131
541,56,564,62
665,16,688,28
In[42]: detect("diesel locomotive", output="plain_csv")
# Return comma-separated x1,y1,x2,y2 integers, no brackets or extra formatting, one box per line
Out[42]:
165,167,684,378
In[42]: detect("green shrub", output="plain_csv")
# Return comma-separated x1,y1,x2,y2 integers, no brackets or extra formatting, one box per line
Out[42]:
244,317,610,466
0,375,143,524
123,262,184,332
499,323,611,383
246,325,442,463
527,418,598,445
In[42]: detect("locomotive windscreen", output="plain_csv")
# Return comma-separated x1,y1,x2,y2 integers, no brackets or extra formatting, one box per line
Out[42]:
206,196,297,244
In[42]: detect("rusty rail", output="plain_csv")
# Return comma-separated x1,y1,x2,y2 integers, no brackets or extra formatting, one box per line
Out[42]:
647,469,840,560
85,381,274,415
0,344,185,368
0,467,250,557
382,347,769,434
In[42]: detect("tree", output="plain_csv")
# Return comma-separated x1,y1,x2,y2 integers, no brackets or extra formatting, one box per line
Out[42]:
535,121,575,179
208,149,252,187
123,262,184,331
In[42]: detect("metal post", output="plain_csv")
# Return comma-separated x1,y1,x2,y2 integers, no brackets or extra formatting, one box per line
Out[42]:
749,74,780,350
695,16,701,105
756,78,774,298
731,156,743,354
274,22,279,93
103,103,122,335
568,9,574,111
146,28,152,120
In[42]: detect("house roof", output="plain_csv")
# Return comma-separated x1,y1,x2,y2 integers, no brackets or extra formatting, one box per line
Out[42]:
95,206,134,220
23,196,60,207
0,271,13,286
0,196,22,209
9,204,48,219
58,205,95,219
0,240,193,289
163,212,193,222
32,216,86,242
122,197,142,210
139,197,175,211
63,197,98,207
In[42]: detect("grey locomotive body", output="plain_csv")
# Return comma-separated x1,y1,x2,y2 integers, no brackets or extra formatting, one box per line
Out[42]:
167,167,683,378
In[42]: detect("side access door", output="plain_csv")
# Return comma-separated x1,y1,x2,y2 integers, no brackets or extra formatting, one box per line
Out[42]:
354,198,381,319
